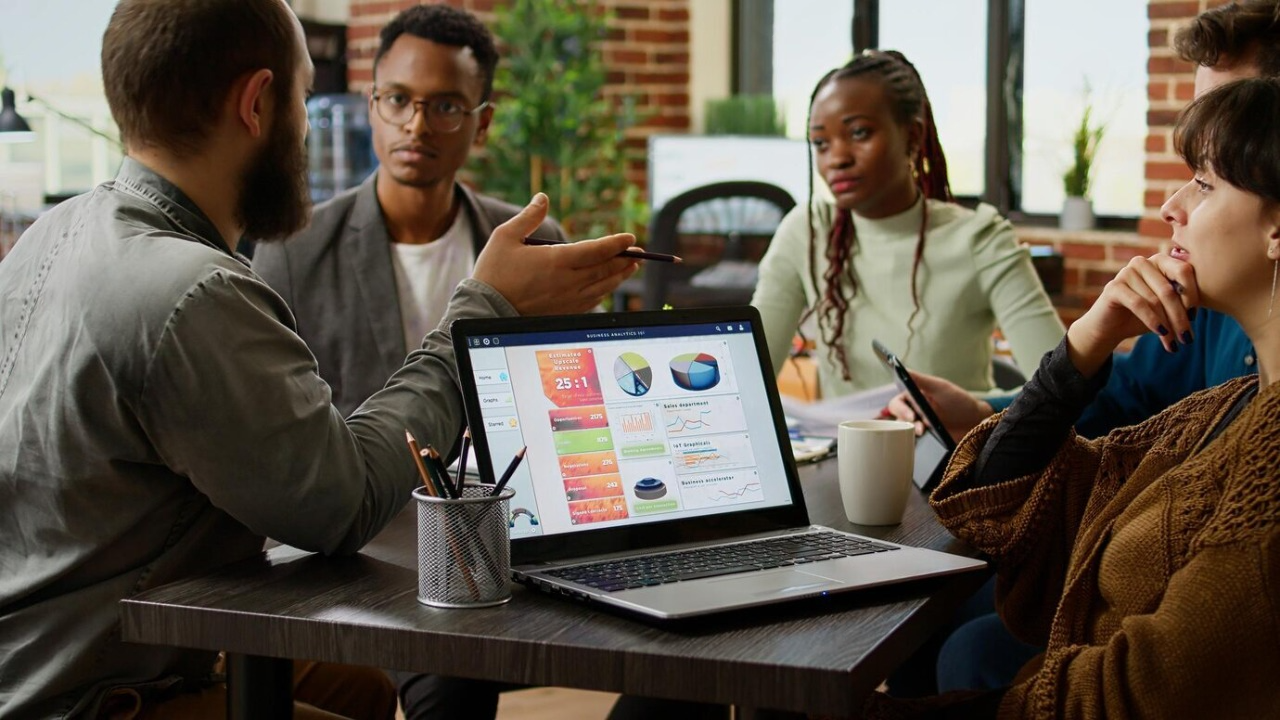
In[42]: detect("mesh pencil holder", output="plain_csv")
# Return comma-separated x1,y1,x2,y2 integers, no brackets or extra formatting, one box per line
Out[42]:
413,484,514,608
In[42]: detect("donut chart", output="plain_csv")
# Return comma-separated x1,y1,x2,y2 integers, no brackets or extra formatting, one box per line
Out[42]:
613,352,653,396
669,352,720,391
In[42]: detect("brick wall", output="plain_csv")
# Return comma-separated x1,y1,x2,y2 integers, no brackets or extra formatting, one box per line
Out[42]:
1022,0,1227,325
1145,0,1230,237
342,0,1225,326
346,0,691,189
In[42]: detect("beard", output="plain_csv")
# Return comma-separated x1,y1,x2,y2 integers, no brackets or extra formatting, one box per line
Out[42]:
236,104,311,242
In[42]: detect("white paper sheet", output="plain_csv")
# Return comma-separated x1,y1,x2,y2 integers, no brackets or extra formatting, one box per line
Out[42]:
781,382,899,438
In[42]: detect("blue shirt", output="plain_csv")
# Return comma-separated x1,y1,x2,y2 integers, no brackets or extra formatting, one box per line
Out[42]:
987,309,1255,438
1075,309,1256,437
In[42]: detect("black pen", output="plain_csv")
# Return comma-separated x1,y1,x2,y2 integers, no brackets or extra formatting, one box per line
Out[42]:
489,446,526,497
523,236,682,263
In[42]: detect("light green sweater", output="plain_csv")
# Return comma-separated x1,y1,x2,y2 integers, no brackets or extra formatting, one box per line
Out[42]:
752,196,1065,397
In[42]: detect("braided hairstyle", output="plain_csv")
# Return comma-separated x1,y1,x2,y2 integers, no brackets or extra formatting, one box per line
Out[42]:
800,49,952,382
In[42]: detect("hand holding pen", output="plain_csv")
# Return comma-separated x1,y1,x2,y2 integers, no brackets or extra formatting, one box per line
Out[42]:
471,193,639,315
523,236,682,264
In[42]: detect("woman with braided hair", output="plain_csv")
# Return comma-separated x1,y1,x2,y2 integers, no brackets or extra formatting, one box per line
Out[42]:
752,50,1063,397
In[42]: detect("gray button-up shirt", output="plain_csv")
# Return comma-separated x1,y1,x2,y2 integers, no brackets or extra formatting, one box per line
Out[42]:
0,158,514,717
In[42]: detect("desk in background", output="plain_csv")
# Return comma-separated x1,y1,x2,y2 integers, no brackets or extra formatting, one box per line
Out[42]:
121,459,985,718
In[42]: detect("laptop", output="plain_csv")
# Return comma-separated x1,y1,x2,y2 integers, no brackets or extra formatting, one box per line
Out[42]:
451,307,985,620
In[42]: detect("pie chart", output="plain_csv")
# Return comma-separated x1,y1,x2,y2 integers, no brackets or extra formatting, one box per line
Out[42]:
614,352,653,396
669,352,720,391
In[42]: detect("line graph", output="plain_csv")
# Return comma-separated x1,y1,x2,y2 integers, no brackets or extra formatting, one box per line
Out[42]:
660,397,746,438
665,410,712,434
705,482,762,502
680,469,765,510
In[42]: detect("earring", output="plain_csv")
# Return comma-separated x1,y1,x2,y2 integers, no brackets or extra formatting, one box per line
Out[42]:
1271,258,1278,320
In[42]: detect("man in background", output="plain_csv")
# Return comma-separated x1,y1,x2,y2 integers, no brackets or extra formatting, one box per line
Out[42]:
254,4,568,417
0,0,636,716
256,6,569,718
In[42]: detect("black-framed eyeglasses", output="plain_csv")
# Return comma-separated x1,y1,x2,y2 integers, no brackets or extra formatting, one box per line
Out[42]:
371,91,489,133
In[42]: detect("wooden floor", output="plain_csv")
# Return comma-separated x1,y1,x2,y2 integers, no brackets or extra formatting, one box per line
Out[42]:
395,687,620,719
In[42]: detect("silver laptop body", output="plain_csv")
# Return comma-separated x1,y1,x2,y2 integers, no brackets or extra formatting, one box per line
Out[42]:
451,308,985,620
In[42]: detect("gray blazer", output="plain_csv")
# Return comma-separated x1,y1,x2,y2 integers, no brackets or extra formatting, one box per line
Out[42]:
254,173,568,416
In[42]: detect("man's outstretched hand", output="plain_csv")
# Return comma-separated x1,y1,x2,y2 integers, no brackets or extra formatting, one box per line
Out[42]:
473,193,640,315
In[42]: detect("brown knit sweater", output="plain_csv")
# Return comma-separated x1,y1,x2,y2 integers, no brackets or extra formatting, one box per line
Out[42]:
922,375,1280,719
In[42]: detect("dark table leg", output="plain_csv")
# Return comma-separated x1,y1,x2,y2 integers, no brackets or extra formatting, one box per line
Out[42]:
226,653,293,719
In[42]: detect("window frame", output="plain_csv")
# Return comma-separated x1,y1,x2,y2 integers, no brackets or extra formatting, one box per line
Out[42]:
785,0,1140,229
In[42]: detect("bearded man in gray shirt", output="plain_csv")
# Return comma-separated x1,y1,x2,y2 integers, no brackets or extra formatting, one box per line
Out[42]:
0,1,638,717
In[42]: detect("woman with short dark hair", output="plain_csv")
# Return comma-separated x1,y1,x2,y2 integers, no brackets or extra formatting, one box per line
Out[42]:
872,76,1280,719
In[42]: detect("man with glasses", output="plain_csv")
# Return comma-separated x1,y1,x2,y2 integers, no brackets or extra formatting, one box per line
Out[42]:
256,5,555,719
255,4,568,417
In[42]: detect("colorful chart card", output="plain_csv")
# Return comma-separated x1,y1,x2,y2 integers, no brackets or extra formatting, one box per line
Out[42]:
537,348,603,408
563,473,625,501
568,497,630,524
558,450,620,478
549,405,610,432
553,428,614,455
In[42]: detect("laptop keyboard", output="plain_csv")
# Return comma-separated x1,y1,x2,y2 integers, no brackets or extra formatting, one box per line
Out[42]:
543,530,898,593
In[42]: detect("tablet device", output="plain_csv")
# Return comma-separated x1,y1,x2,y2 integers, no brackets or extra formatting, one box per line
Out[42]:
871,340,956,492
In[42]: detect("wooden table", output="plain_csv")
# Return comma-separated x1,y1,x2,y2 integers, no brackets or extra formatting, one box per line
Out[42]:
120,459,986,718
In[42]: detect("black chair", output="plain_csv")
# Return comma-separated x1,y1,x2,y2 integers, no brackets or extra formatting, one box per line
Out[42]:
614,181,796,311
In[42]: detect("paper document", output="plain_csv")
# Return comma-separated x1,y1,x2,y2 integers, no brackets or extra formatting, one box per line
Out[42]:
789,435,836,463
781,382,898,438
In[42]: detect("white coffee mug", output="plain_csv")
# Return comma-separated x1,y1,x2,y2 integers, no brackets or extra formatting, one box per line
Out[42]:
837,419,915,525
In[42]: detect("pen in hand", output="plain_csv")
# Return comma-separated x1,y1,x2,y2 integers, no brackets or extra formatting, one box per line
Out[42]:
489,446,526,497
523,236,682,264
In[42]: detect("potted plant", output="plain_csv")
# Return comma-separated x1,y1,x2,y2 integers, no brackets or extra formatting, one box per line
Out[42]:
475,0,648,241
704,94,786,137
1060,87,1106,231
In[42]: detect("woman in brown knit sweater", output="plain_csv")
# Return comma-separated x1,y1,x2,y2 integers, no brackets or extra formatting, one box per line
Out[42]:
871,76,1280,719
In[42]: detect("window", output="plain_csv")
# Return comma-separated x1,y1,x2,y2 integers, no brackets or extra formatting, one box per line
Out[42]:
1022,1,1147,217
754,0,1146,222
880,0,988,198
771,0,855,139
0,0,120,208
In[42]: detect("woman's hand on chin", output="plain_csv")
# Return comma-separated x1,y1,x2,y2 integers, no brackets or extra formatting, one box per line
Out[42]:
1067,253,1199,378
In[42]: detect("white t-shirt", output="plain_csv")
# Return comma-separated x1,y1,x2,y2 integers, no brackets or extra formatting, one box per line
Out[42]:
388,209,475,353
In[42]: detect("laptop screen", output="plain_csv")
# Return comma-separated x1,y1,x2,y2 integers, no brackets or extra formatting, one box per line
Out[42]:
452,309,809,560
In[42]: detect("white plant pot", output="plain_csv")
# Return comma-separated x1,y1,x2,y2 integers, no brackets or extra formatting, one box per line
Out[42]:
1060,196,1095,231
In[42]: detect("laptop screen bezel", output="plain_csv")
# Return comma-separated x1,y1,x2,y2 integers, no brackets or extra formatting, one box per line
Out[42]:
451,307,812,566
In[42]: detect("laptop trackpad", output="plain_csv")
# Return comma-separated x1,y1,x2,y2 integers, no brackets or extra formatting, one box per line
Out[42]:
708,568,841,598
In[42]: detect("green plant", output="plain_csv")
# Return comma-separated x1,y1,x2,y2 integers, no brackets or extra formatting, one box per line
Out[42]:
476,0,648,240
1062,86,1106,199
704,94,785,136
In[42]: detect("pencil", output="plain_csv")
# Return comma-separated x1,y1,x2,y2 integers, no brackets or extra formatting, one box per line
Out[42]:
489,446,526,497
424,445,458,499
523,236,682,264
405,429,437,495
455,428,471,493
408,430,480,600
